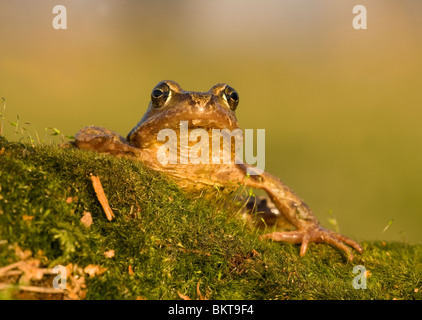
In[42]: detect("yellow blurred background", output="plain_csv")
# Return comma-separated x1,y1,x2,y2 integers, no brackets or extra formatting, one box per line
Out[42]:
1,0,421,243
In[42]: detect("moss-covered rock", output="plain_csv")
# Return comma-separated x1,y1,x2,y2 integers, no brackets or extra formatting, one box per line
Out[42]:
0,137,420,300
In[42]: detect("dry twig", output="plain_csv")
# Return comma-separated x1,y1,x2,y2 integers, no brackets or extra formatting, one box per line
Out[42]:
0,283,66,294
90,174,115,221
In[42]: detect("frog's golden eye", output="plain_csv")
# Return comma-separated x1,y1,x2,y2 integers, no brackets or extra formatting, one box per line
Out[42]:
151,82,171,108
222,85,239,111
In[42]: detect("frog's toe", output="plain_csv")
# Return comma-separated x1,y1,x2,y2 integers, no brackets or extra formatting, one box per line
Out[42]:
295,227,352,259
326,230,363,254
303,227,363,260
312,230,354,260
260,227,362,260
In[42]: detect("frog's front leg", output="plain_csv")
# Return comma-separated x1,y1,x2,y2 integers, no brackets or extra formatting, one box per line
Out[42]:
74,126,142,157
215,165,363,259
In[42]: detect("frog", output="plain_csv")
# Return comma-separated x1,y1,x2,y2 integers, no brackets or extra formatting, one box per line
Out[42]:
74,80,363,260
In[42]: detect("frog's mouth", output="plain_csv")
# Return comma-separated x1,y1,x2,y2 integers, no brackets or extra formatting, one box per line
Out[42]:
145,104,240,135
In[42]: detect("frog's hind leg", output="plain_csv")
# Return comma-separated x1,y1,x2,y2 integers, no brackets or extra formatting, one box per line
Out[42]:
74,125,141,157
227,164,363,260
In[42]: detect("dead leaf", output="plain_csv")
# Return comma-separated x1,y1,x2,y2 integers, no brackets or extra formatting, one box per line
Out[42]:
65,197,73,204
67,275,87,300
22,215,34,221
18,259,44,283
103,250,115,258
80,212,93,228
128,264,134,276
83,264,107,277
0,259,88,300
14,244,32,260
62,264,87,300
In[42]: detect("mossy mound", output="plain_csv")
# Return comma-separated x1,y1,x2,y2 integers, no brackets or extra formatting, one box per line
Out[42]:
0,136,420,300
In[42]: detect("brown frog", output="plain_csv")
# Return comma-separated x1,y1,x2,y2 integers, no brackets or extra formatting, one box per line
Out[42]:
74,80,363,259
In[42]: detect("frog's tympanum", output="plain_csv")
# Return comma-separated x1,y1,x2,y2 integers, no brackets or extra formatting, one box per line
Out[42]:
74,80,363,259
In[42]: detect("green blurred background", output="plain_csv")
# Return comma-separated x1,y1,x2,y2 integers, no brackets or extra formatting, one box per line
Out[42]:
1,0,421,243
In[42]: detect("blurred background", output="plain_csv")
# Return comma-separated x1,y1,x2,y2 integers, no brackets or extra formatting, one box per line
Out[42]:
1,0,421,243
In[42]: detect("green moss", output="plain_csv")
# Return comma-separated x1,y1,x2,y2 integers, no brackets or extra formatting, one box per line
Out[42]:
0,136,420,300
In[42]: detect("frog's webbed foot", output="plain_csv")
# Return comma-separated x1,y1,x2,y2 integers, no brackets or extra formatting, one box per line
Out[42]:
260,226,363,260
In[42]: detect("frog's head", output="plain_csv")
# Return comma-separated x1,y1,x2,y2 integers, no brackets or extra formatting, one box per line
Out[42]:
127,80,241,147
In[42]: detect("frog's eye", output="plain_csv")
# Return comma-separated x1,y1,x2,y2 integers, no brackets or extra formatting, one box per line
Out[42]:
222,85,239,111
151,82,171,108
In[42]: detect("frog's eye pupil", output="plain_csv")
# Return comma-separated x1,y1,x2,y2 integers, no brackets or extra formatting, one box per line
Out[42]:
152,89,163,98
230,92,239,101
223,85,239,111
